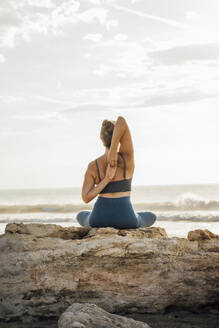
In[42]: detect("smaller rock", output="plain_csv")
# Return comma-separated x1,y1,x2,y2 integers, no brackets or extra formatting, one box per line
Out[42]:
58,303,151,328
188,229,219,241
5,223,90,239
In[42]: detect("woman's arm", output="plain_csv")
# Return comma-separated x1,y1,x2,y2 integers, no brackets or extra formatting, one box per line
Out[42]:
110,116,127,152
81,163,116,203
107,116,134,167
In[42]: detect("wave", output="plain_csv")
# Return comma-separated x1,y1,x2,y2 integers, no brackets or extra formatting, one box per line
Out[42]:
0,203,92,214
156,214,219,222
134,193,219,211
0,193,219,214
0,218,74,224
0,214,218,224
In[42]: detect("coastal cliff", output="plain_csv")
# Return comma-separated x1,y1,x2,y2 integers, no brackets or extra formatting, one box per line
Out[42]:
0,223,218,323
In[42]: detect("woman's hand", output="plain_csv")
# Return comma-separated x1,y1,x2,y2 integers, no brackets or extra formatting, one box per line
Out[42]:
105,163,117,181
107,148,118,168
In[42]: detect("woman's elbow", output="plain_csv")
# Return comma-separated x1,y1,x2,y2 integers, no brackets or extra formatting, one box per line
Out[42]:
117,116,127,129
82,194,90,203
118,115,126,123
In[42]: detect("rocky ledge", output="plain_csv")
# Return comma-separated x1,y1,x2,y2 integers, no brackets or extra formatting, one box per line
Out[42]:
58,303,151,328
0,223,218,323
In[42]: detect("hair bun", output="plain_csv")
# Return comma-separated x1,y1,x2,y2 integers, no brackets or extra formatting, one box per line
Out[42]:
102,120,110,127
101,119,115,148
102,120,114,132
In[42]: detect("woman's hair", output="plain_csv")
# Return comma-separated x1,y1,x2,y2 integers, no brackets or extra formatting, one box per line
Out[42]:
100,119,115,148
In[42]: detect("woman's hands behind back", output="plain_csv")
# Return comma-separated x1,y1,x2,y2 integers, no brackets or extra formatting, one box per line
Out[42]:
106,147,118,182
107,148,118,168
105,163,117,181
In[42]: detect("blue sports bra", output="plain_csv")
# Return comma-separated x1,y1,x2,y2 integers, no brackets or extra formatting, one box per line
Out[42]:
95,152,132,194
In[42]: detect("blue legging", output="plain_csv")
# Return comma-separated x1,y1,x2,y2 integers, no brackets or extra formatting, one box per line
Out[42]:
76,196,156,229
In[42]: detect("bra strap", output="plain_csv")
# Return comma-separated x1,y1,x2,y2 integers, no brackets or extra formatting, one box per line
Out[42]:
95,159,101,183
119,152,126,179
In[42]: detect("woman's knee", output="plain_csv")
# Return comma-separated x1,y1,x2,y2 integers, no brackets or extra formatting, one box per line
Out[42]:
77,210,90,217
76,211,85,219
137,211,157,227
76,211,91,227
148,212,157,224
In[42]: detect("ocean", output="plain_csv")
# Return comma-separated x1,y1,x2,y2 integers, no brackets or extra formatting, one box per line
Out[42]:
0,184,219,237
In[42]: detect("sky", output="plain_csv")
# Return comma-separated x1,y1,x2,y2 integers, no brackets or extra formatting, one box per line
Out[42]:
0,0,219,189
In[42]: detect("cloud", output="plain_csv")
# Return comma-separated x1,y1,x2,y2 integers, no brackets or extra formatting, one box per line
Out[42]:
0,0,117,50
78,7,118,31
105,18,118,30
26,0,55,8
49,85,219,113
32,95,75,106
114,33,128,41
11,111,67,122
186,11,200,21
83,33,103,42
93,64,110,77
91,39,151,78
0,54,5,63
88,0,102,4
0,95,25,103
148,43,219,65
92,47,149,78
78,7,107,24
0,0,80,48
143,89,219,107
108,4,188,29
64,103,112,114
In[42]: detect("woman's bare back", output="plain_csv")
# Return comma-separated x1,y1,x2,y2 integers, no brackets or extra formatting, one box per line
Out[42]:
94,151,134,198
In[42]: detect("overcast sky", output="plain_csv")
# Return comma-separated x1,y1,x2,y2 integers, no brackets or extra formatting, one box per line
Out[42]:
1,0,219,189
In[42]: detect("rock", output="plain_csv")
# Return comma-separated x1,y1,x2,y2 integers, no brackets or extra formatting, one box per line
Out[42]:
5,222,90,239
0,223,218,322
118,226,167,238
188,229,219,241
58,303,151,328
87,226,167,239
5,223,167,240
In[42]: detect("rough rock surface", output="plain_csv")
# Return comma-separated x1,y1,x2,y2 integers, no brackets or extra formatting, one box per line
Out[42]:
188,229,219,241
58,303,151,328
0,223,218,322
5,222,90,239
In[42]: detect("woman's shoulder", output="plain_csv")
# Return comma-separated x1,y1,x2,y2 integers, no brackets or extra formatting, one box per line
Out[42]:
87,155,104,170
87,160,96,171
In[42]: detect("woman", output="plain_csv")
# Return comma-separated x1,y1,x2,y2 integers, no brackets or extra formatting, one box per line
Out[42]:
76,116,157,229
